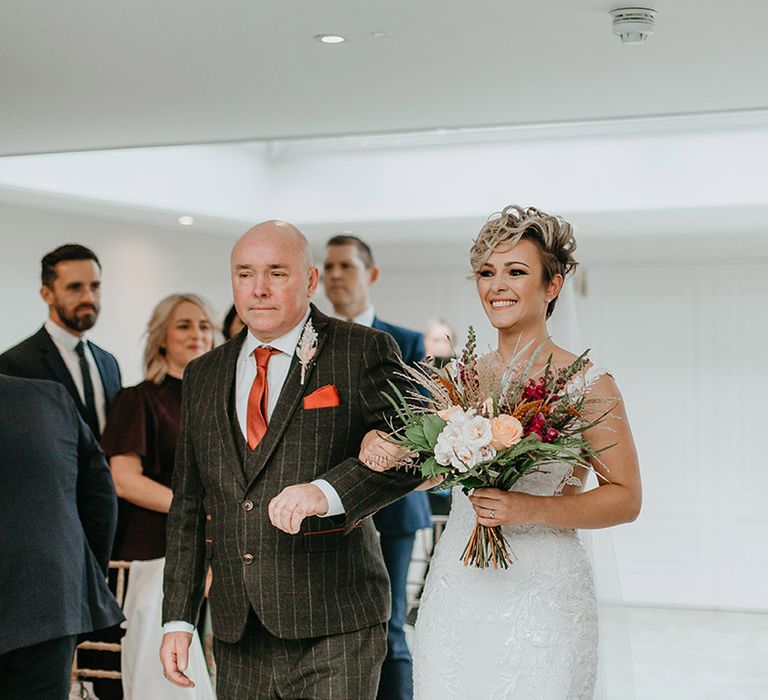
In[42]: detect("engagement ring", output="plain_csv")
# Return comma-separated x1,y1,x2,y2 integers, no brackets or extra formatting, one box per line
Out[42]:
489,509,496,519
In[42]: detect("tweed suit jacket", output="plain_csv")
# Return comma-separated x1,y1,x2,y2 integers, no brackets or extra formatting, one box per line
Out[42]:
163,305,423,643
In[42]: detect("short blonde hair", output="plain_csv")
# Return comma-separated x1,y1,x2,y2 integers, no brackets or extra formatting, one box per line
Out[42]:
143,293,221,384
470,205,578,318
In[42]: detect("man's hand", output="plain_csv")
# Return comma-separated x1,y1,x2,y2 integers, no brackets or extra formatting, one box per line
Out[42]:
269,483,329,534
160,631,195,688
359,429,414,472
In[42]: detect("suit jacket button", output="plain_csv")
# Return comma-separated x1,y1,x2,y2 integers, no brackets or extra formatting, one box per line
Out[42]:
242,500,254,512
242,553,254,565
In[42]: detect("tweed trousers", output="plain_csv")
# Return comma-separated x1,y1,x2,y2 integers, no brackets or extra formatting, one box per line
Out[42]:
214,610,386,699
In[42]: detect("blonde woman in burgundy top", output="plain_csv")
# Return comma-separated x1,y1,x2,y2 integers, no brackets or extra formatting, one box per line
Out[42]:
102,293,218,560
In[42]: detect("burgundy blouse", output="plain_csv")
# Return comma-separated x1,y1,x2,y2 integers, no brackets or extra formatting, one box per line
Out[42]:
101,376,182,560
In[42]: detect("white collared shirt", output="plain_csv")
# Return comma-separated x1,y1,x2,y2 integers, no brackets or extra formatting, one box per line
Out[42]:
234,308,311,437
332,304,375,328
44,319,107,433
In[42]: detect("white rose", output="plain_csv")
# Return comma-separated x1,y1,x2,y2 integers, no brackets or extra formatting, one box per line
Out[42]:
437,405,468,423
460,415,494,448
479,443,498,463
434,423,464,466
450,440,483,471
434,443,452,467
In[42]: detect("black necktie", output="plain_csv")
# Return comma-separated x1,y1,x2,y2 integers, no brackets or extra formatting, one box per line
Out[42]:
75,340,100,436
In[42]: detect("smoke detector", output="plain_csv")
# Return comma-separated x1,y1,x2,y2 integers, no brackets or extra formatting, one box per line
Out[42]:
610,7,657,44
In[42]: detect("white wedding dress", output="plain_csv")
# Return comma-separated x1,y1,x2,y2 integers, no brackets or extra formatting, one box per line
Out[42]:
413,368,605,700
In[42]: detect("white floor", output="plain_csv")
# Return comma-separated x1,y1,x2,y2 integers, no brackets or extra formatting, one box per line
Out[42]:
406,606,768,699
619,606,768,700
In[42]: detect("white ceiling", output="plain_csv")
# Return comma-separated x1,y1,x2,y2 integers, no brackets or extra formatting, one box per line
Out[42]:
1,0,767,156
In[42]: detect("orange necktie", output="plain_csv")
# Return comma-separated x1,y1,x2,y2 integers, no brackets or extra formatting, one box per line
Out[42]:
247,346,280,450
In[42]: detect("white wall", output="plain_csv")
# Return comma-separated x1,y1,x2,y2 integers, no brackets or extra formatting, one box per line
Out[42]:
2,113,768,232
1,201,237,385
582,255,768,610
0,144,270,221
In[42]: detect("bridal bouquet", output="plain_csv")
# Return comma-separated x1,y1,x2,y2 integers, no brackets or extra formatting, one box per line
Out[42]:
382,328,612,569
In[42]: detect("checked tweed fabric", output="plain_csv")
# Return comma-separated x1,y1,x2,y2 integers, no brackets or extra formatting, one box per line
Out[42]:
162,304,423,643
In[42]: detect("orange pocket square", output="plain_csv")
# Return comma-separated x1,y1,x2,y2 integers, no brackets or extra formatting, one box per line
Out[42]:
303,384,341,409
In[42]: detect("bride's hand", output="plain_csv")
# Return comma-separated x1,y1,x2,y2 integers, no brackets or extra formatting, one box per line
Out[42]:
359,430,410,472
469,488,539,527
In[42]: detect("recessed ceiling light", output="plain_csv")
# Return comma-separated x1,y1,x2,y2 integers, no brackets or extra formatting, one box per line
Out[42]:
178,215,195,226
315,34,346,44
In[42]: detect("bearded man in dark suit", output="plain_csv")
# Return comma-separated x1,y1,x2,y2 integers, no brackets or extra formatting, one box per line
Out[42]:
160,221,422,699
0,244,122,438
0,376,123,699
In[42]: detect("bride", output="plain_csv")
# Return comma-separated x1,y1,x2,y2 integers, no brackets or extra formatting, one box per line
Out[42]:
361,205,642,699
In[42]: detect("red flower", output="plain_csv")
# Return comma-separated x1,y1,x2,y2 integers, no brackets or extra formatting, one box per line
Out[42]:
524,410,549,439
522,377,547,401
543,428,559,443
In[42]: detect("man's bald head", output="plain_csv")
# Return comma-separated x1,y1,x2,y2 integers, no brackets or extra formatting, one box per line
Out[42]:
232,220,313,271
230,220,319,343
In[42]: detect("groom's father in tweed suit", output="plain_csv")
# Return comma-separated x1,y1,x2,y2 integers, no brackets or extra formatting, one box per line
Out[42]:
160,221,422,698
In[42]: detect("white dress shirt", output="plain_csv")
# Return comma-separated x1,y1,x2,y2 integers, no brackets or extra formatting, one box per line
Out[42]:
332,304,375,328
164,309,345,635
44,319,107,433
234,308,310,435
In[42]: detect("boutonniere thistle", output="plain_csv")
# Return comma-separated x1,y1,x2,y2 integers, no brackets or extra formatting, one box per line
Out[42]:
296,320,318,385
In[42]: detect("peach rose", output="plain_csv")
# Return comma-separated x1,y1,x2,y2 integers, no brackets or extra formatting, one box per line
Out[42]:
490,414,524,450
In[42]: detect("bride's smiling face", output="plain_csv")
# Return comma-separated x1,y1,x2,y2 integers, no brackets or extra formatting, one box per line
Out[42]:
476,238,562,332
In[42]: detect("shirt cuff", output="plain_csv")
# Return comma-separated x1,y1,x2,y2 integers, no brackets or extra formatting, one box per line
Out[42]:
163,621,195,634
311,479,345,517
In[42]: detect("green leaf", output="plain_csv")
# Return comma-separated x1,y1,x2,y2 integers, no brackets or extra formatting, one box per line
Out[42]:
404,425,430,450
458,475,486,490
382,380,418,422
421,456,452,478
422,414,447,447
380,389,410,428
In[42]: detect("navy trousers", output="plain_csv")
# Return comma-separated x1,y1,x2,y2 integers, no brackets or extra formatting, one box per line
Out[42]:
0,635,77,700
377,533,416,700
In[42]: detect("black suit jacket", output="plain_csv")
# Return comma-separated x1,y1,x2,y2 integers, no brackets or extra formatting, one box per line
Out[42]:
0,376,124,655
163,305,423,642
0,326,122,430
